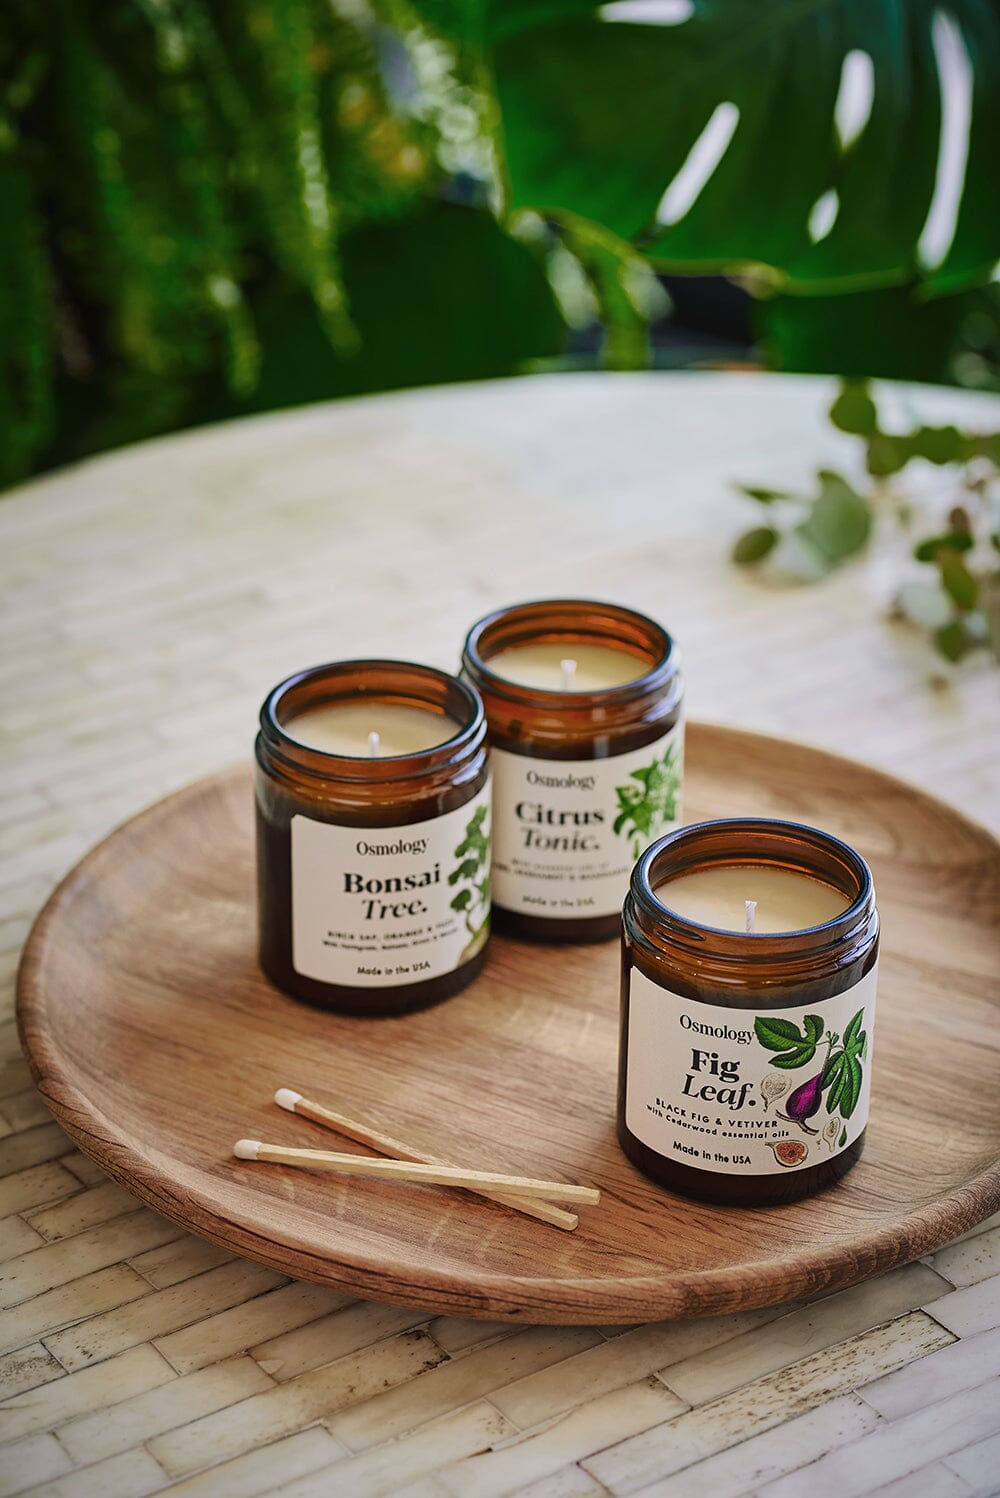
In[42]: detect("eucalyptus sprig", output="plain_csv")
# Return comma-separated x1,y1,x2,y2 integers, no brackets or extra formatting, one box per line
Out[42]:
733,381,1000,665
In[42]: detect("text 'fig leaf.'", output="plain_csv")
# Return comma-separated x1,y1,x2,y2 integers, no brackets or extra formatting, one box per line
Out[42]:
481,0,1000,296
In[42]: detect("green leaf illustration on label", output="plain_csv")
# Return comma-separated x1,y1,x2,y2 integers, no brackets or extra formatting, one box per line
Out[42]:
754,1004,868,1134
449,802,490,960
612,740,682,858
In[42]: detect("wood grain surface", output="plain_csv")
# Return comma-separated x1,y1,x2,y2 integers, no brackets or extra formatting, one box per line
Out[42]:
17,723,1000,1324
4,372,1000,1496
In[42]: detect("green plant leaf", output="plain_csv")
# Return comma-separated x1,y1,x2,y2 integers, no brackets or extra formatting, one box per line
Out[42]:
829,382,878,437
761,283,977,383
842,1008,865,1050
483,1,1000,295
732,526,778,565
736,485,793,505
450,889,472,911
934,620,972,662
754,1016,806,1051
820,1050,847,1090
803,1015,825,1045
839,1127,848,1147
965,432,1000,464
793,471,872,568
909,425,964,465
612,745,681,849
769,1044,819,1070
865,434,911,477
914,532,975,562
840,1053,864,1118
826,1058,850,1114
940,552,979,611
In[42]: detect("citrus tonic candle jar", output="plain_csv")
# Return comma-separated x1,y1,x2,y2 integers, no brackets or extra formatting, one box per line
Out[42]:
619,818,878,1205
462,600,683,942
256,661,490,1015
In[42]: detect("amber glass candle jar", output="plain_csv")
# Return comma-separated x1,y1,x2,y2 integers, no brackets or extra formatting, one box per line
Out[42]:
619,819,879,1206
462,600,683,943
256,661,490,1016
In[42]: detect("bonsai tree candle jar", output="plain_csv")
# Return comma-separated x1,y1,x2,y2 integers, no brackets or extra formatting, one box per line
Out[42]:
462,600,683,943
256,661,490,1016
619,818,879,1206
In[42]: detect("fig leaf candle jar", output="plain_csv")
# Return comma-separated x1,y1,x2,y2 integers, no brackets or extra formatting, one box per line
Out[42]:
256,661,490,1016
462,600,683,942
619,819,879,1206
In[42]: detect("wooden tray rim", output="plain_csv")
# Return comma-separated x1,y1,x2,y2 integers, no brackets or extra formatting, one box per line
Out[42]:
16,727,1000,1323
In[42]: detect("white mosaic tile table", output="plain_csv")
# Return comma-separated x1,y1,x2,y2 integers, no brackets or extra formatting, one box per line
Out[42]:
2,372,998,1497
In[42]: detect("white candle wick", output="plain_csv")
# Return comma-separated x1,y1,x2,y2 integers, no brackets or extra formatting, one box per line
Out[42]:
560,657,577,691
367,730,381,758
745,899,757,934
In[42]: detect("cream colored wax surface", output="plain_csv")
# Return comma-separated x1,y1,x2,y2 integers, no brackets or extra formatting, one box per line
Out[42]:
286,701,459,757
658,865,849,933
487,642,647,691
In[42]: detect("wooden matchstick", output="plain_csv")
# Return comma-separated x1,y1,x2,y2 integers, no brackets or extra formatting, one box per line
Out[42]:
234,1139,601,1204
274,1088,581,1232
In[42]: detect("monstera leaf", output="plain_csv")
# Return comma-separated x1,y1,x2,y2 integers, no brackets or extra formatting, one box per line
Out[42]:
480,0,1000,295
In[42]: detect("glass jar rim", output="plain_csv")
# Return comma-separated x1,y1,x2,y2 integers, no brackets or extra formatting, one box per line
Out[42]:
629,817,876,956
259,659,485,782
462,598,678,707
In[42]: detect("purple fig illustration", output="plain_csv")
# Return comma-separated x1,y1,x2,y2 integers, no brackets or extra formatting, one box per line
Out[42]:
777,1073,823,1134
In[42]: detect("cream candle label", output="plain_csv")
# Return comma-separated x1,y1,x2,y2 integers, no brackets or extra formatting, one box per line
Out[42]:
490,726,683,920
625,965,877,1174
290,790,490,987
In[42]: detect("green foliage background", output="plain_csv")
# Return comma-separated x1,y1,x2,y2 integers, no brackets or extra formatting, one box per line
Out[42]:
3,0,999,490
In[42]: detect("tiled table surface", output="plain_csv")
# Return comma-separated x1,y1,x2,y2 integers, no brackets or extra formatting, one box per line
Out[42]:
1,371,998,1498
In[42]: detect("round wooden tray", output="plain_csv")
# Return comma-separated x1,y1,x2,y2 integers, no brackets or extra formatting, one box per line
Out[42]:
18,724,1000,1324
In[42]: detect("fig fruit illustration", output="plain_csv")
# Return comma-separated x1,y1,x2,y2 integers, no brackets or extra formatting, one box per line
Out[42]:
770,1140,808,1167
759,1075,788,1112
777,1073,823,1134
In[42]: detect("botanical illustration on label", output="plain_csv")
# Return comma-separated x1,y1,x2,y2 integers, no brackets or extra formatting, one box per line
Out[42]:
491,724,683,919
291,789,490,987
624,964,877,1173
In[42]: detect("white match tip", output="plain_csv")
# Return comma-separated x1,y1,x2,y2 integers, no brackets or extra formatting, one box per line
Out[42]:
560,657,577,690
234,1139,262,1160
274,1088,301,1112
367,730,380,758
745,899,757,934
